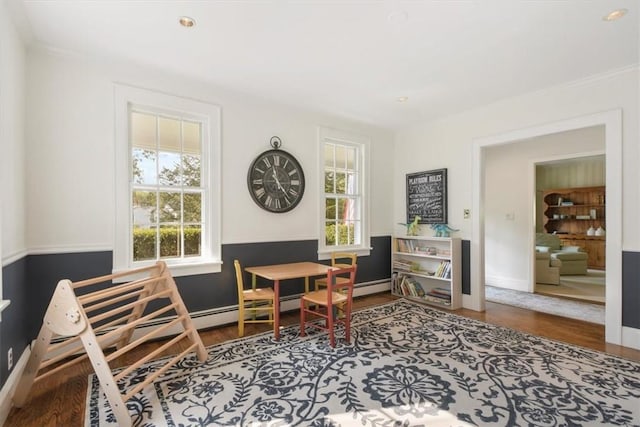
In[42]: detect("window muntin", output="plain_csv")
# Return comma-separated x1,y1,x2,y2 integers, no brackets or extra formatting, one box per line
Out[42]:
323,141,362,247
130,111,205,263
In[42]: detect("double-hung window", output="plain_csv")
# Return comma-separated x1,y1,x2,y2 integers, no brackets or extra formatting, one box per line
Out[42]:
115,85,221,276
318,127,370,257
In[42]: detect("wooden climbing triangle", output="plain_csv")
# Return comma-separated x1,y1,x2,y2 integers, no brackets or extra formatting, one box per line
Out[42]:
12,261,207,427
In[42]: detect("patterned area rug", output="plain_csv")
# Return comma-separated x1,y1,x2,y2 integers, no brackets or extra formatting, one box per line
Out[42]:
86,299,639,426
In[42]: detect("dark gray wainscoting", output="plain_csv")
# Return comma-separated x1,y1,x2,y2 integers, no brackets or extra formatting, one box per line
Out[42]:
0,236,392,390
1,257,27,387
462,240,471,295
622,251,640,329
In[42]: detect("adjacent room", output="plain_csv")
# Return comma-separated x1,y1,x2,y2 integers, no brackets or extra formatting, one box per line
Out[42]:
1,1,639,426
483,127,608,324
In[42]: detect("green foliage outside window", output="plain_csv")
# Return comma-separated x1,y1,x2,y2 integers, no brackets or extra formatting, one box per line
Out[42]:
325,223,354,246
133,227,201,261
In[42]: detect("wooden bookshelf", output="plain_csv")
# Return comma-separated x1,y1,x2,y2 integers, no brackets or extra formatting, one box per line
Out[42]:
391,236,461,309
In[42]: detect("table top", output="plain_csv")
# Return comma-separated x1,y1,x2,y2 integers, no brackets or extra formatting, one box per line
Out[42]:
245,261,335,281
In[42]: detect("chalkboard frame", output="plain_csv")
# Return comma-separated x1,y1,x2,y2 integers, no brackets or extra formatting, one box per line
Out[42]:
406,168,448,224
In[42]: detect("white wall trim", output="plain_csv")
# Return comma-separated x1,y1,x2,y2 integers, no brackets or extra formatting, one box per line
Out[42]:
472,109,623,345
622,326,640,351
0,345,30,427
2,249,28,267
26,244,113,256
485,275,530,293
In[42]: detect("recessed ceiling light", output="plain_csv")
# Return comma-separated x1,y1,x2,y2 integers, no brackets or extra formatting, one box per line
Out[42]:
603,9,627,21
396,96,409,103
179,16,196,27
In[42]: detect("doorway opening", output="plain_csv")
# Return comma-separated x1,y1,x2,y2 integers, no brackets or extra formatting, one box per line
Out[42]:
471,110,622,345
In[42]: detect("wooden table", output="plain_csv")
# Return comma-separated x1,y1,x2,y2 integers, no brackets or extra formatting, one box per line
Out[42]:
245,261,335,339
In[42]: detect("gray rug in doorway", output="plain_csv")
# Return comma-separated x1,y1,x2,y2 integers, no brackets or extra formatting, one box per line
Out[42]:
485,285,605,325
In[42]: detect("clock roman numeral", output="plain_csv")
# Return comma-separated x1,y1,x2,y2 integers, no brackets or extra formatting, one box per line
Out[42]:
262,157,271,168
253,179,263,185
254,188,266,199
290,179,300,186
273,155,280,166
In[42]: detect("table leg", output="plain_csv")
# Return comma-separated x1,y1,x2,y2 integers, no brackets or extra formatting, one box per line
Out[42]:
274,279,280,340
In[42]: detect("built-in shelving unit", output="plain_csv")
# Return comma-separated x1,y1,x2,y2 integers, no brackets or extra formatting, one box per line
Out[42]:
391,236,461,309
542,186,606,269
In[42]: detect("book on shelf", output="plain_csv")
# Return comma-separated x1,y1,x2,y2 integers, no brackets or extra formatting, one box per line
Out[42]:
422,294,451,306
397,238,417,253
405,276,425,297
396,275,427,298
430,287,451,297
393,259,414,271
425,289,451,303
435,261,451,278
414,245,437,255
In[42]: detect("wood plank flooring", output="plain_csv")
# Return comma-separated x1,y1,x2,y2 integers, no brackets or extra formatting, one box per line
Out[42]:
6,293,640,427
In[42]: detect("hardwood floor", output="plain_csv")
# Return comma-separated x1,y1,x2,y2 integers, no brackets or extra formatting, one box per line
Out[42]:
6,292,640,427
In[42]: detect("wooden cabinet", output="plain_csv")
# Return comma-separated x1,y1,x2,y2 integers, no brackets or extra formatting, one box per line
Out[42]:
542,186,606,269
557,236,606,270
391,236,461,309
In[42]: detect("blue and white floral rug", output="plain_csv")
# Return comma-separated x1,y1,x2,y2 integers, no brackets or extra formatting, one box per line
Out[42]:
86,299,640,426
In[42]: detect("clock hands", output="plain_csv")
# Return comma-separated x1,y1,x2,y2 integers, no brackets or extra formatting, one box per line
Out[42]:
272,167,291,202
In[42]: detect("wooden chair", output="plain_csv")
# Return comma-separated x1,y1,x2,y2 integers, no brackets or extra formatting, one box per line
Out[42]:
300,265,357,347
313,252,357,291
235,260,275,337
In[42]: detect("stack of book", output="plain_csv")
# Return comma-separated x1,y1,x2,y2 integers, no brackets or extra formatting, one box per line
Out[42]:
393,259,414,272
424,287,452,305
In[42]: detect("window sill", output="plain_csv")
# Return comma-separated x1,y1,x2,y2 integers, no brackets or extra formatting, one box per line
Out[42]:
317,247,372,261
113,260,222,282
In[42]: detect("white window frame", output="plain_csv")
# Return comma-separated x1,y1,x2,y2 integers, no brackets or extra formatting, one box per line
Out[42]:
317,127,371,259
114,85,222,277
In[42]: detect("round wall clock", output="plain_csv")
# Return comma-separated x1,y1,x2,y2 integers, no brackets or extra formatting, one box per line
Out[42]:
247,137,305,213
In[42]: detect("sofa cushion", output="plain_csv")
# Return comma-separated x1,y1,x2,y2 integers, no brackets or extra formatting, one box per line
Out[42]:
535,233,562,251
552,252,588,261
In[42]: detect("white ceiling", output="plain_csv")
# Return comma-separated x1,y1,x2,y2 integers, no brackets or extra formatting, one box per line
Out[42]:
7,1,639,130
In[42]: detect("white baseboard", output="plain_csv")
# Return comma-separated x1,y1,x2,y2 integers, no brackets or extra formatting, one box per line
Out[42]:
0,280,391,423
622,326,640,350
0,345,31,426
485,274,530,293
130,280,391,341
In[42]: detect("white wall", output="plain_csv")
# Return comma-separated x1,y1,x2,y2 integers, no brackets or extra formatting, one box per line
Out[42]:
1,1,27,264
483,127,605,291
25,48,394,252
395,67,639,250
395,68,638,346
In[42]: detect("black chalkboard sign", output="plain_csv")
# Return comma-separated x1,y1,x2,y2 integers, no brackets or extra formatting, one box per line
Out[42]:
406,168,448,224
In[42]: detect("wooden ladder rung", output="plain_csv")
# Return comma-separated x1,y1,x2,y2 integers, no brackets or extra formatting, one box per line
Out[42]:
122,342,199,402
13,261,207,427
114,330,190,382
